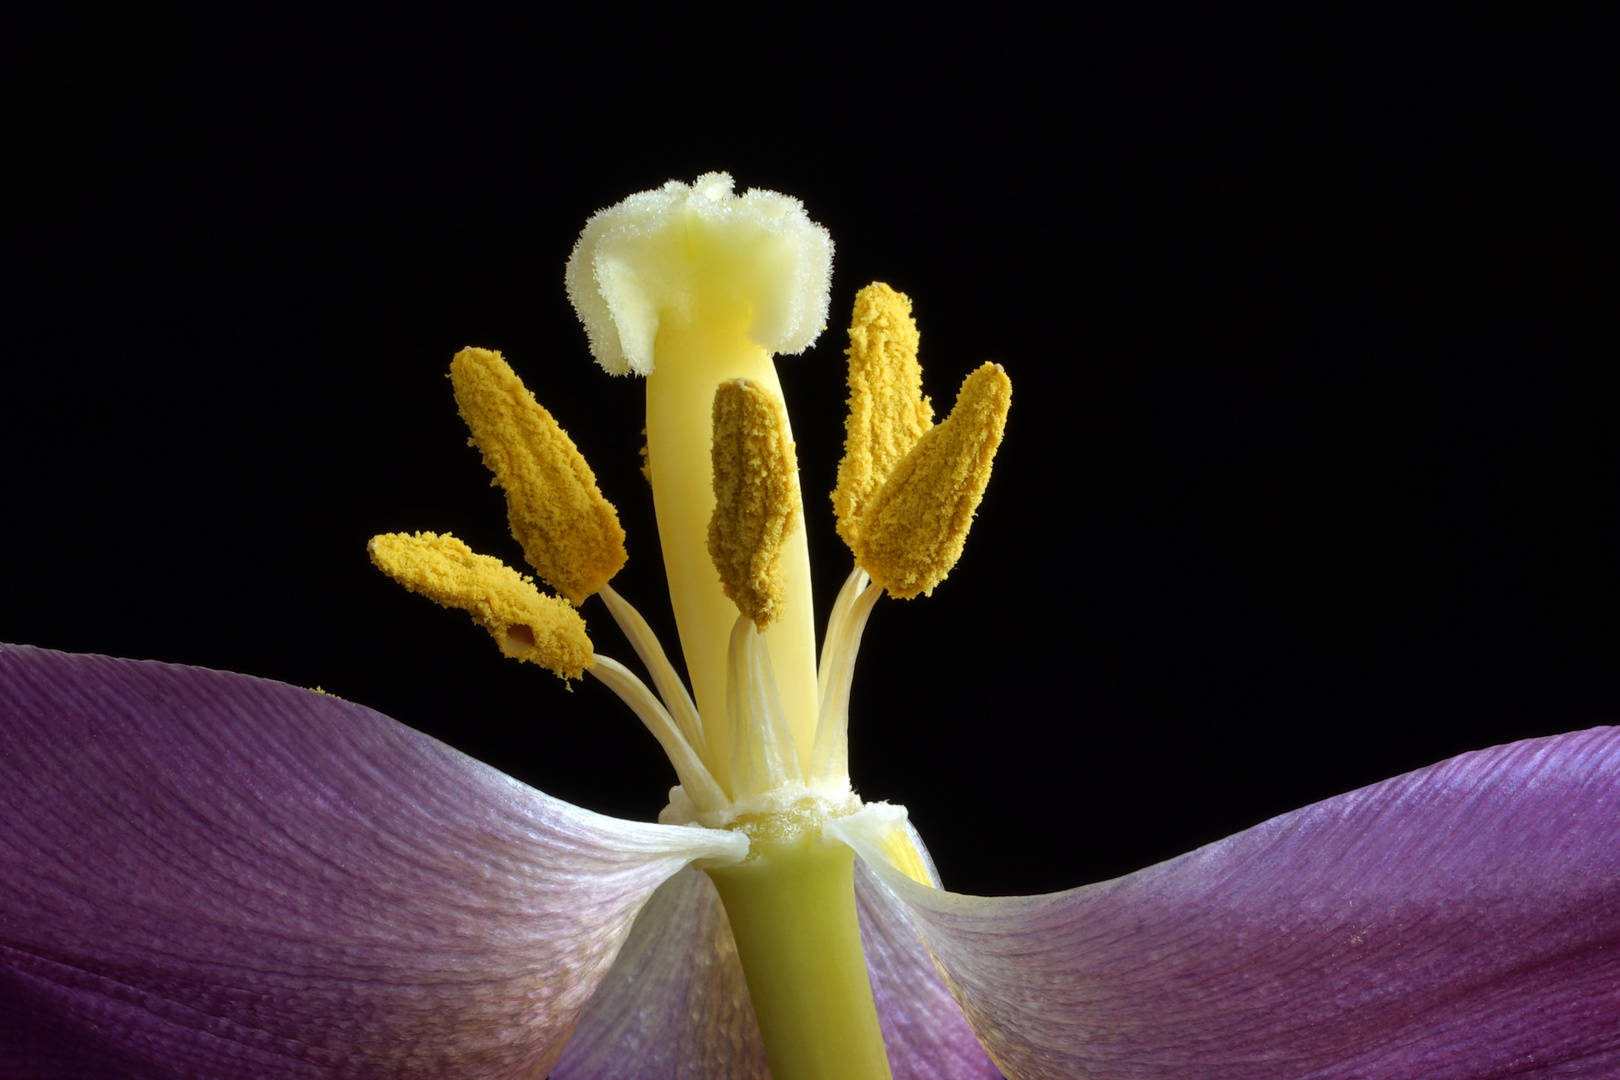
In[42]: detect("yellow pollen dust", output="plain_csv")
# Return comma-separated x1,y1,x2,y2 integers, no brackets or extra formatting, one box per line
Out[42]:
707,379,802,630
367,531,594,679
832,283,933,549
450,347,627,606
854,363,1011,599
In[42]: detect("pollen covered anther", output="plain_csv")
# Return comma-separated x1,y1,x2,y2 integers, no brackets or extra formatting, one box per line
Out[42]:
450,347,627,606
708,379,802,630
854,362,1011,598
833,283,933,549
367,531,594,679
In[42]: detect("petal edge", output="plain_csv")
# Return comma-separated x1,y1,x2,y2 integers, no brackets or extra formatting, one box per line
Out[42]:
854,728,1620,1080
0,644,741,1079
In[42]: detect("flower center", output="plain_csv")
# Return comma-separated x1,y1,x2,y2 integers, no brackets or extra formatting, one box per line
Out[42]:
369,173,1013,1080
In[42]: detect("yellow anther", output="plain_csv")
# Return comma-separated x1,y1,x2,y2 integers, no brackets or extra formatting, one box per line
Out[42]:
367,531,594,679
450,347,627,606
854,362,1011,599
832,283,933,549
708,379,803,630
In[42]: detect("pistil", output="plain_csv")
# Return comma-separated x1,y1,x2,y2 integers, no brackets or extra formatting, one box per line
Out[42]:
646,322,818,793
564,172,833,797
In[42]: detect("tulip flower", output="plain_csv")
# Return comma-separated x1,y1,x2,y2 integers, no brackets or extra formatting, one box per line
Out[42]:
3,174,1617,1080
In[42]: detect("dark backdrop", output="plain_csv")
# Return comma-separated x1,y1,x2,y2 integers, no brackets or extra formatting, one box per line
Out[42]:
6,10,1614,897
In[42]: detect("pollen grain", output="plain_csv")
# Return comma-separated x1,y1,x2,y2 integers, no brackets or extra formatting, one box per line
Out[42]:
854,362,1011,599
450,347,627,606
832,283,934,549
368,530,594,679
708,379,802,629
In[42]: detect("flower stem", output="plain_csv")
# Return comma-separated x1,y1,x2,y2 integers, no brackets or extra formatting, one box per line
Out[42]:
706,835,893,1080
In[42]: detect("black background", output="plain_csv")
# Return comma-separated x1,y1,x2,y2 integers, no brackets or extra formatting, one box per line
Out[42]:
6,10,1614,898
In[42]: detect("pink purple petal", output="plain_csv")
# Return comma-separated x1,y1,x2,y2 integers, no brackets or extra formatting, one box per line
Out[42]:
554,862,999,1079
854,857,1004,1080
551,867,769,1080
0,644,742,1080
857,727,1620,1079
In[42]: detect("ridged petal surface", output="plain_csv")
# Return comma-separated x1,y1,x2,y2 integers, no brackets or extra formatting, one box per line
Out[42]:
852,727,1620,1079
554,863,999,1079
0,644,742,1080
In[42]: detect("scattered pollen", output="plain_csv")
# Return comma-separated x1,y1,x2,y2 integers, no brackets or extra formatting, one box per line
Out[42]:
450,347,627,606
368,531,594,679
832,283,933,548
708,379,802,630
854,363,1011,598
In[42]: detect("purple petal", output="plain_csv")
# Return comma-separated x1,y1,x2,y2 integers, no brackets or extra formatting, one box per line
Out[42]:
855,728,1620,1079
554,863,999,1080
0,644,742,1080
551,867,770,1080
854,858,1004,1080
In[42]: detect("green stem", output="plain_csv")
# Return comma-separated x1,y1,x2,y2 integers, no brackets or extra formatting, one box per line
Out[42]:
706,834,894,1080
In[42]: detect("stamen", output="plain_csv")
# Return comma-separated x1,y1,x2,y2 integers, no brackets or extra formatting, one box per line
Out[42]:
854,362,1012,598
810,568,881,790
832,283,933,549
367,531,593,679
726,616,804,800
450,347,627,606
708,379,802,630
596,583,705,758
587,655,726,813
814,565,872,705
